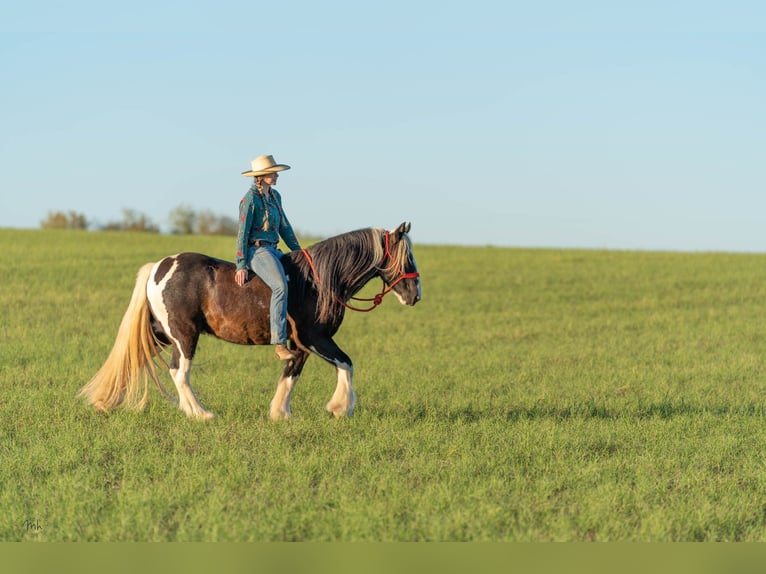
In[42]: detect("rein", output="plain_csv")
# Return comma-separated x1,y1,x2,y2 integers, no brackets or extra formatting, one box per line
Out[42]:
301,230,420,313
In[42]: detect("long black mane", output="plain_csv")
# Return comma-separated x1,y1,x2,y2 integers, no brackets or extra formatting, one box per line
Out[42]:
287,227,387,323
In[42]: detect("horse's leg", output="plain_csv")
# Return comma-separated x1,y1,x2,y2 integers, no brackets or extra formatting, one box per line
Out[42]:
269,348,309,421
308,338,356,418
169,344,214,420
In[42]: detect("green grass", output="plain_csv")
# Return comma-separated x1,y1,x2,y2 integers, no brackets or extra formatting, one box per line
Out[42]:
2,228,766,541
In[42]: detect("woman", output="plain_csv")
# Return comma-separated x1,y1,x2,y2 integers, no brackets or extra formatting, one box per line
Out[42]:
235,154,302,361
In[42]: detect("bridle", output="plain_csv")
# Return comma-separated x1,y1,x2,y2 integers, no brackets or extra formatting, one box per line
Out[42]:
301,230,420,313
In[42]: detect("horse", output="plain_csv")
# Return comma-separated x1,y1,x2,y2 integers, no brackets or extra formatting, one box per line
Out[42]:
79,222,421,421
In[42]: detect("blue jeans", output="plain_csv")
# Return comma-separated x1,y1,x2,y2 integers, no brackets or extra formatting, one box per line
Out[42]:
248,246,289,345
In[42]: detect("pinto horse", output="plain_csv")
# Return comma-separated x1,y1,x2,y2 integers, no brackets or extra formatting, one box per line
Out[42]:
79,222,421,420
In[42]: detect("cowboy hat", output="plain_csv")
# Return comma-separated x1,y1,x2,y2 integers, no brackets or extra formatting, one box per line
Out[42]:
241,155,291,177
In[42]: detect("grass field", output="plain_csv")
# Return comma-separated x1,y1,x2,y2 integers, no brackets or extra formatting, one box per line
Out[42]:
2,228,766,541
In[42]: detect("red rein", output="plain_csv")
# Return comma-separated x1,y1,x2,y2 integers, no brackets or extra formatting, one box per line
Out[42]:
301,230,419,313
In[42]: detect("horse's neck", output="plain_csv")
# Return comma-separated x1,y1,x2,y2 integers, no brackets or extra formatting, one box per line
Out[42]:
305,230,386,300
335,246,384,300
342,267,380,299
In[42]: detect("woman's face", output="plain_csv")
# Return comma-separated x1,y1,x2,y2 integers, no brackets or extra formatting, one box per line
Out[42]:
262,172,279,186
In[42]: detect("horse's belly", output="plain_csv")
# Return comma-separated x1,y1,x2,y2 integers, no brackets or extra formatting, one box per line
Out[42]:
205,313,271,346
200,272,274,345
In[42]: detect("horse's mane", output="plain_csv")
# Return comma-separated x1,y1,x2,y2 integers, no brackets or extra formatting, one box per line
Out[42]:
289,227,412,324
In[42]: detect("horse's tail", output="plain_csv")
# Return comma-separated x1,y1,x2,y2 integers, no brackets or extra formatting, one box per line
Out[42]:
79,262,171,412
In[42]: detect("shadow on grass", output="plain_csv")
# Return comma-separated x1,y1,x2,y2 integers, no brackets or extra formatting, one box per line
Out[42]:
504,401,766,421
381,401,766,423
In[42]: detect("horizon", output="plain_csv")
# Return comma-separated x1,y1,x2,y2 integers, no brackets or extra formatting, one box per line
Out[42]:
3,224,764,256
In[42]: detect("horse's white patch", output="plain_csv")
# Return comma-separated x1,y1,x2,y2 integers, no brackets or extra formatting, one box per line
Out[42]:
307,346,355,417
412,256,422,302
146,257,213,419
270,374,299,421
392,254,421,305
146,256,178,340
171,354,214,420
326,364,356,417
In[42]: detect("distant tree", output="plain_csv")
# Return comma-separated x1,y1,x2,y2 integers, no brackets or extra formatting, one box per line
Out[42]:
196,209,218,235
197,209,238,236
102,208,159,233
40,210,88,230
168,204,196,235
168,205,238,236
212,214,238,236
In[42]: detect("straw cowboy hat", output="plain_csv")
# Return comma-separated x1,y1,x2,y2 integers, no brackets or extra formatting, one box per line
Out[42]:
241,155,291,177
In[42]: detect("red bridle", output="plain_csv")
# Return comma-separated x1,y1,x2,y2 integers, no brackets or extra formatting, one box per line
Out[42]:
301,230,420,313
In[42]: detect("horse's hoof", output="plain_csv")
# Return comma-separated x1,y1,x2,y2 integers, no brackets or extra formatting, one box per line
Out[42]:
269,410,292,422
326,404,351,419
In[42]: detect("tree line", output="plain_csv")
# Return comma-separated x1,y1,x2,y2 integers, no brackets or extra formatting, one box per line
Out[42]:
40,206,239,236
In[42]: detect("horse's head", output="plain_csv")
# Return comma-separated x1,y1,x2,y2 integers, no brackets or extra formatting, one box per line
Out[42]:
380,222,421,306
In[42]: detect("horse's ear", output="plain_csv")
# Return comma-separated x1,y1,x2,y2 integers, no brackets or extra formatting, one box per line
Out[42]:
393,222,411,240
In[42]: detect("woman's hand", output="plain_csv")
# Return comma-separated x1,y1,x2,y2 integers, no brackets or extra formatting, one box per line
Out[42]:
235,269,248,287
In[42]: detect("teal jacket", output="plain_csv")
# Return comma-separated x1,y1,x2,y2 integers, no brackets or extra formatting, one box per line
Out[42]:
235,185,301,270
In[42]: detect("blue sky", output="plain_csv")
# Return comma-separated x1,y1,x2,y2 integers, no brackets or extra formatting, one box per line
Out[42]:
2,0,764,251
